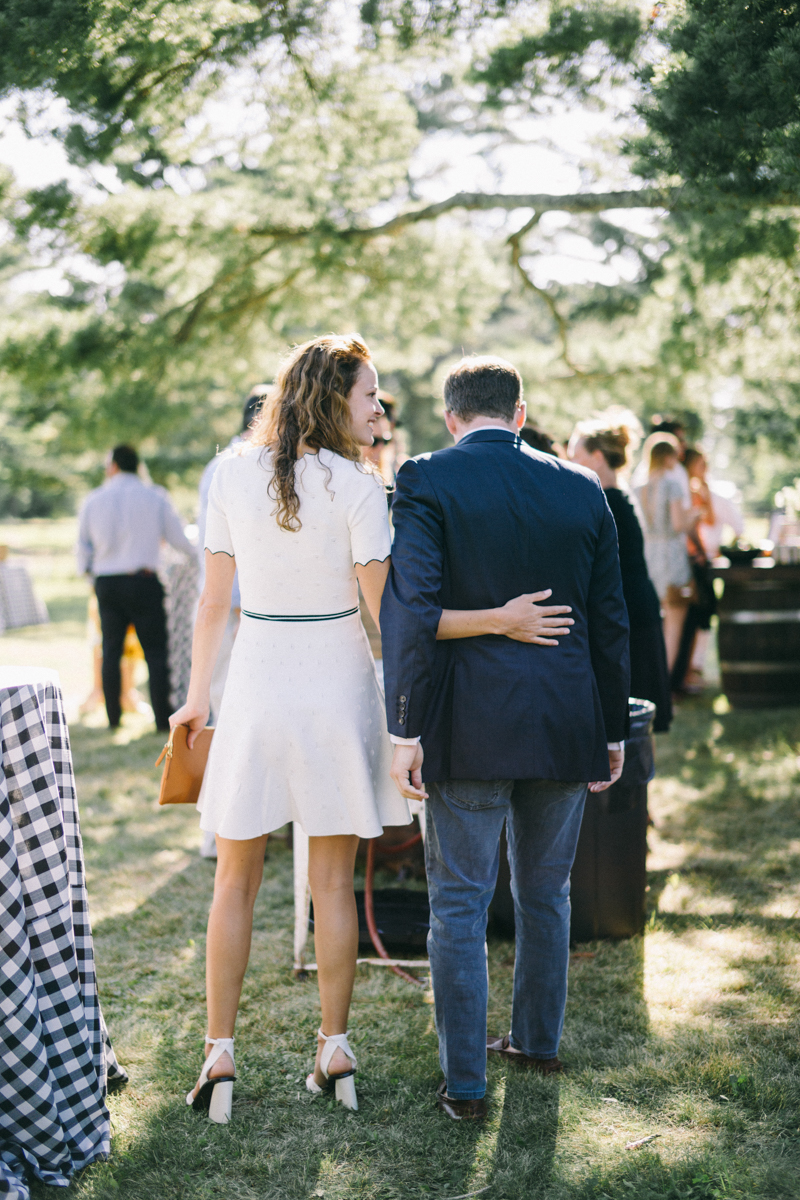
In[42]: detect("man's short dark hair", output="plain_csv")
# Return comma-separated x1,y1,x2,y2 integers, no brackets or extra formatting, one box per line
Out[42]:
112,444,139,473
443,356,523,422
650,415,685,438
242,383,271,433
377,390,397,425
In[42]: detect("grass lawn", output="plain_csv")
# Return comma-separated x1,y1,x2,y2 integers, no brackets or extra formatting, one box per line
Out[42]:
3,520,800,1199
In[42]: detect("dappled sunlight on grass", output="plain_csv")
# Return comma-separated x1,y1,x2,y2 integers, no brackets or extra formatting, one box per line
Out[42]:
8,543,800,1198
645,929,765,1032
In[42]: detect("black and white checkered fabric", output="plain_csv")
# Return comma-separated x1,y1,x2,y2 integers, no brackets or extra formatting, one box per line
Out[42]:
0,678,127,1200
159,546,199,710
0,565,48,633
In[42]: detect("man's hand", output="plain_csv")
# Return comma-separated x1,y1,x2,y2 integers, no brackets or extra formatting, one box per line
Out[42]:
496,590,573,646
589,747,625,793
169,702,210,750
390,743,428,801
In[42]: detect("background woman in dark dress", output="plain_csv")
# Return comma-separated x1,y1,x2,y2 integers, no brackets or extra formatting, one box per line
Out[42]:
569,415,672,732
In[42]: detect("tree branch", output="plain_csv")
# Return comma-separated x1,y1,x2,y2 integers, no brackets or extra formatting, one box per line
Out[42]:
170,241,281,343
248,186,800,242
506,213,588,377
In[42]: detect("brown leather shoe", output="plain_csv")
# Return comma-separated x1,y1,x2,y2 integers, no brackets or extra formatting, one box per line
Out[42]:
436,1081,487,1121
486,1035,566,1075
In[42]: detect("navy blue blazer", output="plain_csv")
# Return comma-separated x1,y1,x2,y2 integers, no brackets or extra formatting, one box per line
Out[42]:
380,429,630,783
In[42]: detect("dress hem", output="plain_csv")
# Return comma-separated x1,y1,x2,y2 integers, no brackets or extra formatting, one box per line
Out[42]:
198,811,413,840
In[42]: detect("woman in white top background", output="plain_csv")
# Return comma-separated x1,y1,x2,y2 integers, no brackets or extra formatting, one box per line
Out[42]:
634,431,704,673
170,333,574,1123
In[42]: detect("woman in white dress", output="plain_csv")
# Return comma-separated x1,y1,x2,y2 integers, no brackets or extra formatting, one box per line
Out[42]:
171,334,573,1123
634,432,702,672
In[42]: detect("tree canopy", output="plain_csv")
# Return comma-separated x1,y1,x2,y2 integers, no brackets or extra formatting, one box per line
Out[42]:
1,0,799,515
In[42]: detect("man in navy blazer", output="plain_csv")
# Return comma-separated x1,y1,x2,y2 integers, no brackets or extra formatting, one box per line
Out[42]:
380,356,629,1120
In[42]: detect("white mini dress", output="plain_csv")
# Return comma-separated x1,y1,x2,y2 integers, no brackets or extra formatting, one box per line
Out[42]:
197,444,411,840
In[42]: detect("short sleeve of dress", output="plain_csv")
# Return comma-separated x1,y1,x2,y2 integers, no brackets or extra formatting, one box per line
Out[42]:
665,474,686,505
204,470,235,557
349,472,392,567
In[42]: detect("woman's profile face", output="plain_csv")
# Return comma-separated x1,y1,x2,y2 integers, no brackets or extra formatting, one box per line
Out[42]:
347,361,383,446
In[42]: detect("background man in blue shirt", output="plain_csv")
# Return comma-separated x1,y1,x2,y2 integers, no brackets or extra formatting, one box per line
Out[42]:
77,444,194,730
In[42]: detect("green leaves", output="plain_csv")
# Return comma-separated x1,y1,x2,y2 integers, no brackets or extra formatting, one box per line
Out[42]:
470,2,644,105
633,1,800,200
0,0,322,165
359,0,515,49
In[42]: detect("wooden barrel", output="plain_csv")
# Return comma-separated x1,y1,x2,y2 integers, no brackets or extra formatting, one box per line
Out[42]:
715,563,800,708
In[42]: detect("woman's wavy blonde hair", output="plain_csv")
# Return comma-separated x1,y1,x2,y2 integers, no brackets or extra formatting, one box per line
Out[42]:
250,333,372,531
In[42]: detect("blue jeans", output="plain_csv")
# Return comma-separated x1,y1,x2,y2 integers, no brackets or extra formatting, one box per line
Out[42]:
425,777,588,1100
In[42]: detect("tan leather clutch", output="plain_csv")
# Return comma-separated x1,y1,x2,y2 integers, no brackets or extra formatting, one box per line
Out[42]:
155,724,214,805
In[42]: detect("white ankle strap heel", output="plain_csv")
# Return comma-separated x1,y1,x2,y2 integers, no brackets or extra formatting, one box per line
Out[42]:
305,1028,358,1111
186,1036,236,1124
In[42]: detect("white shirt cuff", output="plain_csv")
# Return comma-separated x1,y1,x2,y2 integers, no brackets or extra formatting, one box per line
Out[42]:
607,741,624,751
390,734,421,745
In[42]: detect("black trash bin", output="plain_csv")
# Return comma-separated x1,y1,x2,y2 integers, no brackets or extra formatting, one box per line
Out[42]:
487,699,656,942
569,698,655,942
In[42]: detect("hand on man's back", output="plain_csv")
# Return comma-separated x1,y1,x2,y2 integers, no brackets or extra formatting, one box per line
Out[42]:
497,589,574,645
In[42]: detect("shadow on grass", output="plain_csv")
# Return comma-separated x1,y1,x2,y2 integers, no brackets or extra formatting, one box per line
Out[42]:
26,701,800,1199
653,698,800,909
48,858,638,1198
43,847,497,1200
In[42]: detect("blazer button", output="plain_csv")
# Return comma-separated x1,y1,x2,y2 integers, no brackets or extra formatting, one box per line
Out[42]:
399,695,407,702
398,717,405,725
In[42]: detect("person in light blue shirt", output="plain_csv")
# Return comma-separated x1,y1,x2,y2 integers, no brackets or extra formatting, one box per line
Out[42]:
77,444,194,730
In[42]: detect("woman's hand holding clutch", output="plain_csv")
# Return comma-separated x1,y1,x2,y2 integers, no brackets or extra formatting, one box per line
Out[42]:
169,701,210,750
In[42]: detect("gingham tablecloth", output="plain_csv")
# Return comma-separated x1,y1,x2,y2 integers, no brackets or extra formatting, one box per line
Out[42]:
0,669,127,1200
159,546,199,710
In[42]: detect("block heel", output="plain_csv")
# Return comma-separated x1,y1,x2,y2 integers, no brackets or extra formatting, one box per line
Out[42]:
305,1028,358,1112
207,1078,233,1124
186,1036,236,1124
334,1072,357,1111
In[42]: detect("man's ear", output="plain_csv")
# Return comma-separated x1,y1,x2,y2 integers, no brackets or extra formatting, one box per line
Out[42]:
444,410,459,439
515,401,527,429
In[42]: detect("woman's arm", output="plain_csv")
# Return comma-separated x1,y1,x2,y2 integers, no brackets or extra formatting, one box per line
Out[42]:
169,549,236,746
670,497,701,535
356,556,572,647
438,591,573,646
356,557,391,627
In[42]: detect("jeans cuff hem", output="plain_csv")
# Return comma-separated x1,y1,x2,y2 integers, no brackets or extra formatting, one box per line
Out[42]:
509,1038,557,1058
446,1089,486,1100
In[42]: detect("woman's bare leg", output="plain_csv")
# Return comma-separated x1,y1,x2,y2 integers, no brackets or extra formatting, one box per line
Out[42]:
663,603,688,672
308,834,360,1083
195,833,268,1090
